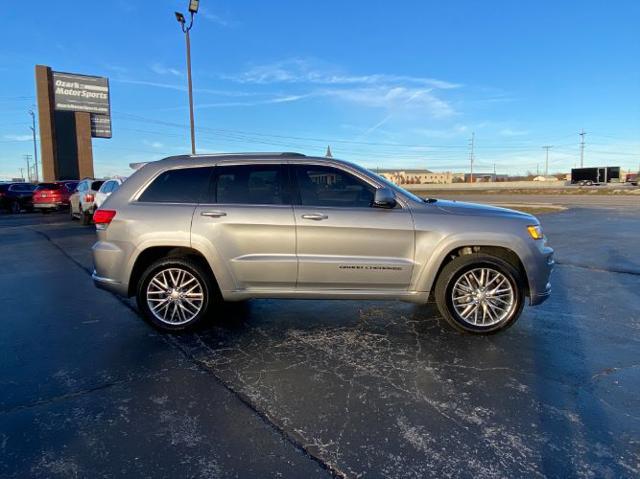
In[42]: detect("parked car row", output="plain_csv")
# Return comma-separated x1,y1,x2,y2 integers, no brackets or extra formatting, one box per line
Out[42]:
1,177,124,221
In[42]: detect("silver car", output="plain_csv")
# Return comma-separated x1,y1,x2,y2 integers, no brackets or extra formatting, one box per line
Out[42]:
92,153,553,334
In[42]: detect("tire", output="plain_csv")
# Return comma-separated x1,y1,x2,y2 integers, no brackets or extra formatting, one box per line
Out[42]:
10,200,20,214
136,257,214,332
434,253,525,334
81,207,92,225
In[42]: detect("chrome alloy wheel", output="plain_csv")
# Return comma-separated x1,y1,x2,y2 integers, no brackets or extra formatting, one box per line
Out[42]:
451,267,515,327
146,268,204,325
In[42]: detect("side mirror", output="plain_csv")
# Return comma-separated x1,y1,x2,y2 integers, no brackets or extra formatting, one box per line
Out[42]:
372,187,397,209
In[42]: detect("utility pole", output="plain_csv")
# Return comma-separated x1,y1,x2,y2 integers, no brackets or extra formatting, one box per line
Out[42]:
29,110,39,182
19,168,24,181
542,145,553,177
175,1,200,155
24,155,32,182
579,129,587,168
468,132,475,183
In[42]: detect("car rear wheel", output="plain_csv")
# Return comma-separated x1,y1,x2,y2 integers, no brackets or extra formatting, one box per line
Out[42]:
10,200,20,214
434,253,525,334
136,257,213,332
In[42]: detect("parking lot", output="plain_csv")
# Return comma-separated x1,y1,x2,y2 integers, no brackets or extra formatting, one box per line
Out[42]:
1,202,639,478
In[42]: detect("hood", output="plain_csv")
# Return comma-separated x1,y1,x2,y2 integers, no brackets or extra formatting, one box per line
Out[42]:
427,199,535,221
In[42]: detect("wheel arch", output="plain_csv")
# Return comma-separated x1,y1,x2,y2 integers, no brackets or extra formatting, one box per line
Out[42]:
418,239,531,300
127,245,219,297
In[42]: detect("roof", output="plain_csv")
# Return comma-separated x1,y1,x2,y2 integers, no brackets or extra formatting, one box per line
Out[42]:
130,152,318,170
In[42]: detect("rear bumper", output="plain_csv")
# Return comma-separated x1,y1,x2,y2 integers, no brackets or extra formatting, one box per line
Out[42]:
34,202,64,209
92,271,128,296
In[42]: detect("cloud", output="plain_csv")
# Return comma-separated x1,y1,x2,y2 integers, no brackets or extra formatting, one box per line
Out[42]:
324,86,455,117
143,140,165,149
499,128,529,137
150,63,182,77
3,134,32,141
200,9,234,27
222,59,458,119
112,78,256,97
225,59,460,89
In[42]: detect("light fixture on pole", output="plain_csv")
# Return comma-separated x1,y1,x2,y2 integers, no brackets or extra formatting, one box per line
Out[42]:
175,0,200,155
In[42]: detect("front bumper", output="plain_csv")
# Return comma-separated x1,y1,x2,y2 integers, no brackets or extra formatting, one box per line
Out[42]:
528,246,554,306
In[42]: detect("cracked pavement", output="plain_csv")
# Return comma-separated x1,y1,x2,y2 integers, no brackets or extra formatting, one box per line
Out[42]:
1,206,639,478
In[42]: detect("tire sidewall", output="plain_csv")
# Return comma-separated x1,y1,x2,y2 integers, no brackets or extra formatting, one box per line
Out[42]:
438,255,525,334
137,259,212,332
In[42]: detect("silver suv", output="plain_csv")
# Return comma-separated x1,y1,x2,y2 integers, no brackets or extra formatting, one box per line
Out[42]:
92,153,553,334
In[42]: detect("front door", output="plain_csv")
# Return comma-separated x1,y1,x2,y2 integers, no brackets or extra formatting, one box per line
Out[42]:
191,162,297,291
292,163,415,290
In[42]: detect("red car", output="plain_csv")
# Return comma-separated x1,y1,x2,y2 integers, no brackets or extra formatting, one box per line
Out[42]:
32,181,79,213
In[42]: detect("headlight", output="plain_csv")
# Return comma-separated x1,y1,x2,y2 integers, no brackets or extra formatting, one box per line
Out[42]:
527,224,544,240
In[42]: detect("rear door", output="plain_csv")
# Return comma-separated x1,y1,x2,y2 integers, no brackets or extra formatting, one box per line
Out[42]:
291,163,415,290
130,166,213,250
191,162,297,291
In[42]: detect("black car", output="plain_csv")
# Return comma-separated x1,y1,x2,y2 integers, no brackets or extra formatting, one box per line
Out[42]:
0,183,37,213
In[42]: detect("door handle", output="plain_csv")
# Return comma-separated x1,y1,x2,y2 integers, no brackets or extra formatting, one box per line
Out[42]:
201,210,227,218
301,213,328,221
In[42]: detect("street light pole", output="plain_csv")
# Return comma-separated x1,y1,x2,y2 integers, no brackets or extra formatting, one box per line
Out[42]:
175,1,200,155
29,110,39,182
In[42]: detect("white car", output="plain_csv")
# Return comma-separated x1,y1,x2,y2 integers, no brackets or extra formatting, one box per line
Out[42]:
95,178,125,209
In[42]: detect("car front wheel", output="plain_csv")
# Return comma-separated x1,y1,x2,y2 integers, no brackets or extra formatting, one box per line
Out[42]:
434,253,525,334
136,257,213,332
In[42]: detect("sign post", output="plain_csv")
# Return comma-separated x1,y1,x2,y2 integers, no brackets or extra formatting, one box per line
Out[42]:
35,65,112,181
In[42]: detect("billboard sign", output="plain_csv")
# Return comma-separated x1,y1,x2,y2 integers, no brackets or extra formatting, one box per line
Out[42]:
52,71,112,138
90,114,112,139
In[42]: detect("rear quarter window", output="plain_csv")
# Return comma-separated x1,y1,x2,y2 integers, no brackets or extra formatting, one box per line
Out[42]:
138,167,213,203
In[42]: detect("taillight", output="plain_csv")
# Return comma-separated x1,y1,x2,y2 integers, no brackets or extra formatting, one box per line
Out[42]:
85,194,94,202
93,209,116,230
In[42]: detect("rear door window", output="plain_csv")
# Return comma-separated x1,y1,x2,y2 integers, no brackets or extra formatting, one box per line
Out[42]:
139,167,213,203
211,164,288,205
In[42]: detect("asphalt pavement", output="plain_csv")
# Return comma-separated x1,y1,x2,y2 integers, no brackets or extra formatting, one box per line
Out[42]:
1,204,639,478
423,192,640,208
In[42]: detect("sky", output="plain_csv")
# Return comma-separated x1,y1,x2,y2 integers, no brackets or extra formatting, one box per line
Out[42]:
1,0,639,180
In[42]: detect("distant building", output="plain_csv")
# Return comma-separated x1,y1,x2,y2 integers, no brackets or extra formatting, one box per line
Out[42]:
376,169,455,185
464,173,496,183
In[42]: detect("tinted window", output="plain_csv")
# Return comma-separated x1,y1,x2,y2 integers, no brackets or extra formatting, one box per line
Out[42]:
294,165,374,208
111,182,120,193
64,181,79,192
36,183,61,191
213,164,287,205
10,184,36,192
100,181,114,193
139,167,212,203
91,181,104,191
